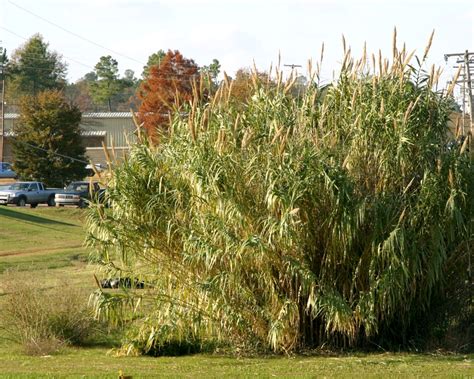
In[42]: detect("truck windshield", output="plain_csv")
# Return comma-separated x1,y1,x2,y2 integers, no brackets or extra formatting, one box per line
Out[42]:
66,183,89,192
8,183,30,191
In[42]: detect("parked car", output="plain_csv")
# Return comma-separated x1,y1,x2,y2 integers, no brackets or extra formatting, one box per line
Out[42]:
0,181,59,207
0,162,16,178
55,181,102,208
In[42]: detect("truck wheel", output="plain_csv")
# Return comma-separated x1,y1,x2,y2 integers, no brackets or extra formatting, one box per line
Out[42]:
30,203,38,208
47,195,55,207
17,197,26,207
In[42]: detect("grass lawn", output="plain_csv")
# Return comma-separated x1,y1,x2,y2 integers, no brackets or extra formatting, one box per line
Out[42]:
0,206,86,257
0,206,95,294
0,207,472,378
0,347,471,378
0,206,90,274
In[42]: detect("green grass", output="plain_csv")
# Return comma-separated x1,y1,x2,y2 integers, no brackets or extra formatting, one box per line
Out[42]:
0,346,471,378
0,207,472,378
0,206,85,255
0,249,89,274
0,206,89,276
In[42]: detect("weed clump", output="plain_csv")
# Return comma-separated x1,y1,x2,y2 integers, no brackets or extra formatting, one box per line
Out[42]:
0,275,99,355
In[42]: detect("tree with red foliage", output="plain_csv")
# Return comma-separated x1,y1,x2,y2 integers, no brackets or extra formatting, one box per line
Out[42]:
137,50,199,138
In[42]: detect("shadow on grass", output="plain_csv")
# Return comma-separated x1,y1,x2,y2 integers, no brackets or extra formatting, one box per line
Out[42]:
0,251,88,275
0,206,77,227
80,328,124,349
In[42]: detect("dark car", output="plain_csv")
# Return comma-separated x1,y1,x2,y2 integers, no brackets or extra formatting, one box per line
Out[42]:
54,181,101,208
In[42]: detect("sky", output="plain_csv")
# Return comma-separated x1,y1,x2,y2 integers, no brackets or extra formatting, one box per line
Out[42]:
1,0,473,90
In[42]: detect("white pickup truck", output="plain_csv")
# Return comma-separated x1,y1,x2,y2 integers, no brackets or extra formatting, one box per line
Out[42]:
0,181,60,207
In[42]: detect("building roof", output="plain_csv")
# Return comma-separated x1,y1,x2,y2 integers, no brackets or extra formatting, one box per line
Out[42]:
82,112,133,118
4,112,132,119
81,130,107,137
3,130,107,137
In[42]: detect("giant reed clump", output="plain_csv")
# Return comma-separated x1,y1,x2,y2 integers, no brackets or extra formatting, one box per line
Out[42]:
87,33,473,354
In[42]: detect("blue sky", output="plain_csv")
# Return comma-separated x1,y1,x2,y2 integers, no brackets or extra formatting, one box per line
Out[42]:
1,0,473,88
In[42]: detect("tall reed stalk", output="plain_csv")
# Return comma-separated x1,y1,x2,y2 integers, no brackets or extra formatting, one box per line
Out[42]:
86,35,473,354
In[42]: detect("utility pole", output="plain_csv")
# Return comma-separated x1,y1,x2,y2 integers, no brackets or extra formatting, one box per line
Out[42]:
464,50,474,126
0,43,5,163
445,50,474,132
445,49,474,310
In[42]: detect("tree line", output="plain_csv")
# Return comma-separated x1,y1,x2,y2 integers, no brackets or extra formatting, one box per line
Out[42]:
1,34,221,113
0,34,224,186
0,33,317,185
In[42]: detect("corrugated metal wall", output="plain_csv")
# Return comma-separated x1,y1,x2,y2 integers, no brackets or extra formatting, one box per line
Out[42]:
4,112,137,148
80,113,136,147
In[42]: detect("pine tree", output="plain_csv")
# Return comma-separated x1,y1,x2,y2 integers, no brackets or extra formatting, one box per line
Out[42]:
8,34,66,99
90,55,122,111
142,50,166,79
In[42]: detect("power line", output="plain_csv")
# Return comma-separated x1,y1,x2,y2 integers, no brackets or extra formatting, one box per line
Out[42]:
6,133,89,164
2,26,202,82
0,26,95,70
2,64,68,73
8,0,145,65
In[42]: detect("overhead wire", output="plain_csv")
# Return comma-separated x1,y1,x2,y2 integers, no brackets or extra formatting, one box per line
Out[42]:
1,3,207,159
1,26,96,70
6,134,90,164
8,0,145,65
2,26,203,83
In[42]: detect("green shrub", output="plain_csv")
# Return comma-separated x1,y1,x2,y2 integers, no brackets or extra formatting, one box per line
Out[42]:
87,36,473,354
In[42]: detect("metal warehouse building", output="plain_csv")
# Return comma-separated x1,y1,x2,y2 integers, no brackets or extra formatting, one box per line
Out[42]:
1,112,136,165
